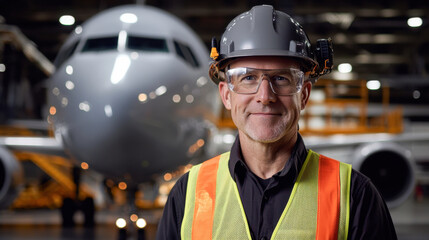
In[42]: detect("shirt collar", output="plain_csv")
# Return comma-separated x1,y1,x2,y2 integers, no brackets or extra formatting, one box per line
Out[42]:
228,133,308,181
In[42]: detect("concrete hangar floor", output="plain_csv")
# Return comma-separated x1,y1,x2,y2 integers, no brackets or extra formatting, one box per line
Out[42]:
0,198,429,240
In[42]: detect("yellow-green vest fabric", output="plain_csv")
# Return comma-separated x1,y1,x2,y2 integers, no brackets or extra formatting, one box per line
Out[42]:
181,150,352,240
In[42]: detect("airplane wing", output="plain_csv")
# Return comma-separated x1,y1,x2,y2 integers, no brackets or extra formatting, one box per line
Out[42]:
0,136,64,155
305,131,429,149
0,119,64,155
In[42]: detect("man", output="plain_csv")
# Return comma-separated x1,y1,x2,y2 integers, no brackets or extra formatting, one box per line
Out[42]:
157,5,397,240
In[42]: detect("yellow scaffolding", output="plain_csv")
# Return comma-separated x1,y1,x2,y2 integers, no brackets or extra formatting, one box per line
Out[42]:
11,151,93,209
300,79,403,135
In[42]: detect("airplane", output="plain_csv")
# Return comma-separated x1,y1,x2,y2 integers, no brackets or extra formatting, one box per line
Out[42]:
47,3,225,226
47,4,218,185
1,2,429,233
0,3,220,228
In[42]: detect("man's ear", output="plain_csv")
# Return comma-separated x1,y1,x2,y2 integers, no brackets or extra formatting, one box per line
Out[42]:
218,81,231,110
300,81,312,110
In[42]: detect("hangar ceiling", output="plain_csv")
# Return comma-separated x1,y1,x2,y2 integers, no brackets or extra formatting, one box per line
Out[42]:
0,0,428,119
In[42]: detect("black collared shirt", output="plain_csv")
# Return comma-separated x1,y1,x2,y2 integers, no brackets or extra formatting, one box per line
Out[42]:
156,134,397,240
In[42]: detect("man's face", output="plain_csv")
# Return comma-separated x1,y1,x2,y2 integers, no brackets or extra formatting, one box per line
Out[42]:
218,56,311,144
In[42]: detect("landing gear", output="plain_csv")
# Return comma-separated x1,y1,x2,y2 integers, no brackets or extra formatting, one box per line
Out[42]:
60,197,95,227
60,166,95,228
82,197,95,227
61,197,76,227
112,184,149,240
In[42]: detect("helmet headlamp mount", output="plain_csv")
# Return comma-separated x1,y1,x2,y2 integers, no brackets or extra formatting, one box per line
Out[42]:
312,38,334,79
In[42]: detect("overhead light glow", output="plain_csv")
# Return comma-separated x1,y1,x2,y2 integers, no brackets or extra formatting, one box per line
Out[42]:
0,63,5,72
407,17,423,28
52,87,60,96
136,218,147,229
74,26,83,34
130,214,138,222
149,92,157,99
338,63,352,73
118,182,127,190
111,54,131,84
223,134,236,144
155,86,167,96
196,76,208,87
138,93,148,102
413,90,421,99
81,162,89,170
59,15,75,26
130,52,139,60
61,97,68,107
79,101,91,112
66,65,73,75
197,139,205,147
104,105,113,117
65,80,75,90
49,106,57,115
366,80,381,90
172,94,181,103
163,173,172,181
116,218,127,229
120,13,138,24
186,95,194,103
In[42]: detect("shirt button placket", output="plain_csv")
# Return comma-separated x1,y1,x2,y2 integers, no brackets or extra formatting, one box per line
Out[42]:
263,194,268,201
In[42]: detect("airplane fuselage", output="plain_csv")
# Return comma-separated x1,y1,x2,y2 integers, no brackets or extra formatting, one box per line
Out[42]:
48,5,218,183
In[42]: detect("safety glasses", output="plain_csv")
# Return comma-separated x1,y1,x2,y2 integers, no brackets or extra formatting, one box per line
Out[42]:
225,67,305,96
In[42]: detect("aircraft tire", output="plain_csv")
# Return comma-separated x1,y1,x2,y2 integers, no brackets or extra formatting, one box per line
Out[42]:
61,197,76,227
82,197,95,228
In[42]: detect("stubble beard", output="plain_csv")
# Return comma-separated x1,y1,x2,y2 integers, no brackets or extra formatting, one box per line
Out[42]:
241,113,298,144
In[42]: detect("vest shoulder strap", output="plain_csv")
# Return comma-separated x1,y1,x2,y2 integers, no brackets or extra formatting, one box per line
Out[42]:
182,154,221,240
316,154,341,240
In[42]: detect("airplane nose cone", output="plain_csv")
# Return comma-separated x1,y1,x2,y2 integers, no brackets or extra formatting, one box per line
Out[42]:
48,52,214,181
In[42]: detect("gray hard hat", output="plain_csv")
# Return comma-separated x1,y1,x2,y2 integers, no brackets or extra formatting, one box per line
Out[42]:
209,5,333,84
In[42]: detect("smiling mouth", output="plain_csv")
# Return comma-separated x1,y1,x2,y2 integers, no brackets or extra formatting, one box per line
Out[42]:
251,112,281,116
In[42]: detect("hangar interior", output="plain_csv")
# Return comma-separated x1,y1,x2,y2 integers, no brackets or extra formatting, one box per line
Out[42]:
1,0,429,120
0,1,429,240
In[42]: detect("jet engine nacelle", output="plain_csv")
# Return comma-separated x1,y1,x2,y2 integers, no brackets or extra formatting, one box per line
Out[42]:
0,147,24,209
353,142,415,208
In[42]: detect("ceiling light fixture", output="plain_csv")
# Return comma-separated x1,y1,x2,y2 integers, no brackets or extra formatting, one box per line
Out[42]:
59,15,75,26
407,17,423,28
367,80,381,90
338,63,352,73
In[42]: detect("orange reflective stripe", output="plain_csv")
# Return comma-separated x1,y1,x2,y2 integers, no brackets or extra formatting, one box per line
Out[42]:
316,155,340,240
191,155,220,240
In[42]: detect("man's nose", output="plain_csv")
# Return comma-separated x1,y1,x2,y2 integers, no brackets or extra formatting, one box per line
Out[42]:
256,78,277,104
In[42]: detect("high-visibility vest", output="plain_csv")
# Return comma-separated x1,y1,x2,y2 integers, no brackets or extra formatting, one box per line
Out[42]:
181,150,352,240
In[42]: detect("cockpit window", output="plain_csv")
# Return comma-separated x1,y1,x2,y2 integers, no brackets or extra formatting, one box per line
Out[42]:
81,36,118,52
128,36,168,52
80,35,169,53
174,40,200,68
54,40,80,68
